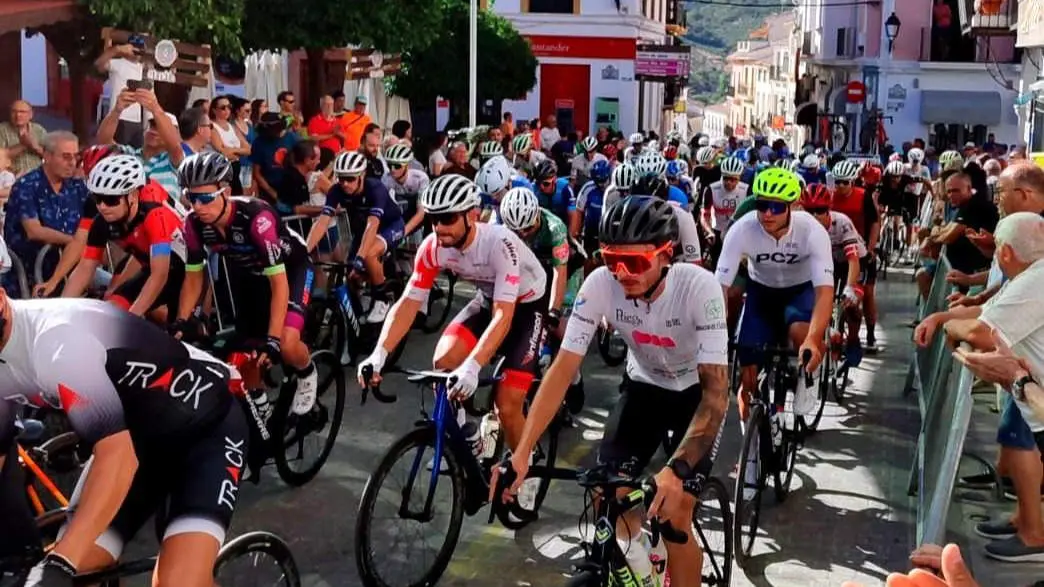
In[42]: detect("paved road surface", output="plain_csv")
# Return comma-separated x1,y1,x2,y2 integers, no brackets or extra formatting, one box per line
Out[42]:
123,276,923,586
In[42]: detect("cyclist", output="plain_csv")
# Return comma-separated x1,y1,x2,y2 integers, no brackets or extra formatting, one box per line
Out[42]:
575,159,612,261
775,158,800,173
62,155,187,324
801,183,868,366
692,145,721,207
477,140,504,167
0,294,247,587
570,136,607,188
531,159,578,234
716,167,833,427
830,159,881,353
798,153,827,186
496,196,729,587
701,156,748,266
904,147,934,248
510,134,547,178
602,162,639,213
381,144,429,239
357,174,548,511
875,159,918,262
307,152,404,323
475,155,526,222
173,152,318,416
632,172,702,265
665,160,695,211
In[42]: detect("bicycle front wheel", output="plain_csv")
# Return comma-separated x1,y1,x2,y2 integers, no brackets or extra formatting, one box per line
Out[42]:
733,403,765,566
355,427,466,587
213,531,302,586
694,477,733,587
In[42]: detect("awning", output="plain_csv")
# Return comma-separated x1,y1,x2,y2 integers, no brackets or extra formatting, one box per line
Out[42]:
0,0,81,36
920,90,1002,126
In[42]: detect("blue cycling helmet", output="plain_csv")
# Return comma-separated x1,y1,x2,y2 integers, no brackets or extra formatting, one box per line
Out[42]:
665,160,684,180
590,159,611,183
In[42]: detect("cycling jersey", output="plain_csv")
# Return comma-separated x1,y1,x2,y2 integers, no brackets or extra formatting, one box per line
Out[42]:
666,185,689,208
513,150,547,177
876,177,917,218
522,209,570,268
831,186,879,240
323,177,404,227
561,264,729,391
407,222,547,305
184,197,307,275
904,164,932,196
671,202,702,264
740,166,756,186
704,180,749,233
0,298,248,549
716,211,834,289
575,180,605,236
570,152,608,185
826,211,867,263
798,167,827,186
691,166,721,198
535,177,576,225
381,169,430,202
85,202,187,269
732,195,757,222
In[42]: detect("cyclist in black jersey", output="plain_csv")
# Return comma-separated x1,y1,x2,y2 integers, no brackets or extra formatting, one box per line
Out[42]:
0,294,247,587
171,152,318,417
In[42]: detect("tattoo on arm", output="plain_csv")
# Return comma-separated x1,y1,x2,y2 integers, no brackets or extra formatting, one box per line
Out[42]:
672,364,730,467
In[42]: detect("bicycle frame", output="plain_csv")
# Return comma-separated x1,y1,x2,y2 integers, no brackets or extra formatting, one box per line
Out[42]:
17,445,69,515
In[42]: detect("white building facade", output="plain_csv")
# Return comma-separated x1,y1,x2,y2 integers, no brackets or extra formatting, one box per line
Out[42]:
495,0,671,136
1014,0,1044,157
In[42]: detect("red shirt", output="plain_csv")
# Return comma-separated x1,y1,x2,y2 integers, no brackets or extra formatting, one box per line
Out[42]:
832,186,879,242
307,115,343,153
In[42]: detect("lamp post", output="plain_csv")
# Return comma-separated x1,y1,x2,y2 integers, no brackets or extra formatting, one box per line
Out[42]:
885,12,901,54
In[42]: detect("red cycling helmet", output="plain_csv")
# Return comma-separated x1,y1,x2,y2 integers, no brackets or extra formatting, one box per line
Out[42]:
81,144,125,178
860,164,882,187
662,145,678,160
602,143,619,161
801,183,833,209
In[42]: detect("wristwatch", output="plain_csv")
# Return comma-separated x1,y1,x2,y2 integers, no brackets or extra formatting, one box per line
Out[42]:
1012,373,1036,402
667,457,693,480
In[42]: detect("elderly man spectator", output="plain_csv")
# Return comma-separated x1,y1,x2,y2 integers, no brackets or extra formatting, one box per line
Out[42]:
540,114,561,154
442,141,476,180
307,95,344,156
340,95,372,152
916,212,1044,562
984,159,1003,201
3,131,88,294
0,100,47,176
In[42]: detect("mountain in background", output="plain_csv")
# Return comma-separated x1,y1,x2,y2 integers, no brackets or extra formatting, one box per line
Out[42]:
683,3,786,103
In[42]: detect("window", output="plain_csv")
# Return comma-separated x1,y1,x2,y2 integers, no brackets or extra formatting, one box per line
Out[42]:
525,0,577,14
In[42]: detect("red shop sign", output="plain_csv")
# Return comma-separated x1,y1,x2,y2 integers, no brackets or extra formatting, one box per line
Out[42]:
525,35,637,60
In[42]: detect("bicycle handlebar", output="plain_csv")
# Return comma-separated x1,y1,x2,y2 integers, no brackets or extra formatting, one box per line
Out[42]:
361,365,398,404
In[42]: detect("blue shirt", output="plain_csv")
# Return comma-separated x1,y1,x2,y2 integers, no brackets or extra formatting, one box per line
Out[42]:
536,177,575,224
249,133,298,193
666,185,689,208
798,167,828,185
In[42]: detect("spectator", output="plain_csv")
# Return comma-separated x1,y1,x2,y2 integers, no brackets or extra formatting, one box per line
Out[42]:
210,95,252,194
486,126,504,145
983,132,998,155
250,99,268,125
529,117,542,151
178,107,213,156
94,43,145,144
276,91,302,133
984,159,1003,202
276,139,324,217
332,90,347,116
540,114,561,153
391,120,412,145
339,94,372,152
191,98,211,113
843,543,979,587
427,132,449,176
442,141,476,180
250,112,298,205
930,172,998,278
360,126,386,179
0,149,13,205
501,112,515,137
3,131,88,293
232,98,256,196
0,100,47,176
96,88,184,207
307,95,345,156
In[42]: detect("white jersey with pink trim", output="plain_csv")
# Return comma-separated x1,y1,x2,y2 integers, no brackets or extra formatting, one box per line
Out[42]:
826,211,867,262
406,223,547,304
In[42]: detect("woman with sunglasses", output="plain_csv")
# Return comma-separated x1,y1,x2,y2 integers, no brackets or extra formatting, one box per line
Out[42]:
715,167,834,428
174,152,318,417
496,195,730,587
801,183,867,367
358,174,549,512
381,144,430,243
831,159,882,353
61,155,188,327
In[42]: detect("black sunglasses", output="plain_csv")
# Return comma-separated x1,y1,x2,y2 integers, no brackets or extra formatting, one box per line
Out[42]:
835,180,851,186
805,206,831,216
94,194,126,207
755,199,788,215
428,211,462,226
389,163,406,170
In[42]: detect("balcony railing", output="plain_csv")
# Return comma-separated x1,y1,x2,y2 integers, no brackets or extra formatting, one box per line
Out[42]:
920,25,1020,63
958,0,1017,36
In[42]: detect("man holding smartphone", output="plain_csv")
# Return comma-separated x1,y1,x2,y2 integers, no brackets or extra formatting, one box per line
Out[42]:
95,42,149,147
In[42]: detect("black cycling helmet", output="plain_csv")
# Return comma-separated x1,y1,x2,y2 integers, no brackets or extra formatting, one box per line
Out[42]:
178,152,233,189
632,175,670,200
533,159,558,183
599,195,679,247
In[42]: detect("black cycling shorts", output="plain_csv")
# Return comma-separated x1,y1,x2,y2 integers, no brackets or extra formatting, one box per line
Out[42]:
222,261,314,339
598,377,717,480
444,295,545,390
833,254,876,288
107,263,186,322
63,403,248,557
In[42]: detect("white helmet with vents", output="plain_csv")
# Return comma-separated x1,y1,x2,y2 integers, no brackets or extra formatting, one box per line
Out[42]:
499,187,541,231
87,154,146,195
422,173,480,214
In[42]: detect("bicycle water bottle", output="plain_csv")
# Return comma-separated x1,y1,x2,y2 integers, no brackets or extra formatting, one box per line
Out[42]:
770,405,782,448
478,413,501,460
649,535,669,586
248,388,273,424
617,532,658,587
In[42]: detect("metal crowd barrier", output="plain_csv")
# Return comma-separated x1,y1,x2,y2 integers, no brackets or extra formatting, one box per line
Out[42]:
904,252,992,545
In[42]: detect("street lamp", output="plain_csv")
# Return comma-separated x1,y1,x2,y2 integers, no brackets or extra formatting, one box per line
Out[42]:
885,12,901,54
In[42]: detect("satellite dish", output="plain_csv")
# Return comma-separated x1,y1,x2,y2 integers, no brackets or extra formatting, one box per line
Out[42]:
154,39,178,68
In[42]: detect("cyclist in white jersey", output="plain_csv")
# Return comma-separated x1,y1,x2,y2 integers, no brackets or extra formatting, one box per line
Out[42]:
570,136,607,187
495,195,729,587
510,134,547,178
381,144,430,241
716,167,833,422
702,156,749,264
358,174,549,508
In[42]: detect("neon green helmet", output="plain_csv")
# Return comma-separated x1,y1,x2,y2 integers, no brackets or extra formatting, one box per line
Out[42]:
751,167,802,203
939,150,963,168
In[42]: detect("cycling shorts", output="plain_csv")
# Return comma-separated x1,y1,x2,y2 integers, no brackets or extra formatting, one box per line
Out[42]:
833,254,876,288
598,377,716,481
106,262,186,321
443,294,545,391
582,233,600,258
223,261,314,337
736,280,814,366
348,218,406,258
61,404,248,559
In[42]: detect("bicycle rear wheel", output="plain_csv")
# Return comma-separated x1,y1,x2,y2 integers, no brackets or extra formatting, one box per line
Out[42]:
733,403,765,566
694,477,733,587
419,273,457,334
213,531,301,586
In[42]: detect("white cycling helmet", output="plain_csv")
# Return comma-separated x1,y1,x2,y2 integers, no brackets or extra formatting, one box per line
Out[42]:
478,141,504,159
676,160,689,176
697,136,710,147
628,132,645,145
511,134,532,154
580,136,598,153
476,155,513,196
611,163,639,189
635,151,667,178
832,159,861,181
499,187,541,231
334,151,368,176
802,154,820,169
421,173,480,214
645,140,660,153
384,144,414,165
885,160,906,176
695,146,717,165
720,156,745,178
87,154,146,196
775,158,800,173
907,147,925,163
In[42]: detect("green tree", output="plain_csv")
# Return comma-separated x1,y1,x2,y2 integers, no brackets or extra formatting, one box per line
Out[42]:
241,0,449,115
83,0,246,55
391,2,537,124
